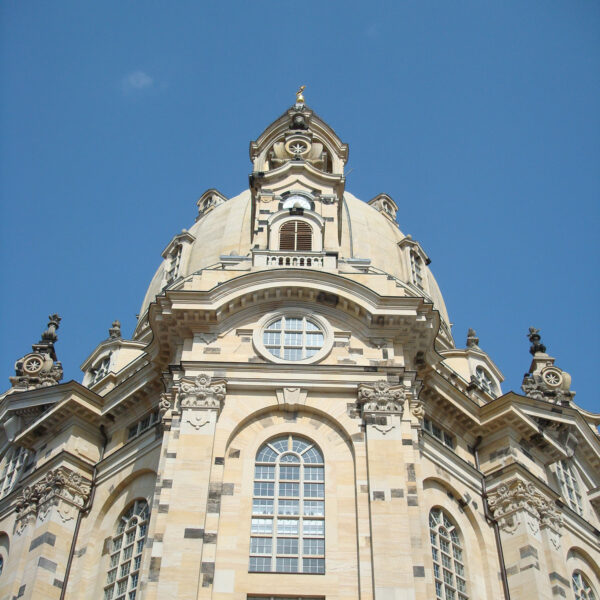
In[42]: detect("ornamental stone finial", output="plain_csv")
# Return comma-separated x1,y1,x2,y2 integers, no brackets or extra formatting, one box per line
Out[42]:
522,327,574,404
466,328,479,348
8,314,63,392
108,320,122,339
40,314,61,345
528,327,546,356
295,85,306,105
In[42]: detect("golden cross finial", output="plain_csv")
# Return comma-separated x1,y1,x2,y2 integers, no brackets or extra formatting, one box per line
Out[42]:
296,85,306,104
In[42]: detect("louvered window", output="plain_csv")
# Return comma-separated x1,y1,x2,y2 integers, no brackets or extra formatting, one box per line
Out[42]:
279,221,312,252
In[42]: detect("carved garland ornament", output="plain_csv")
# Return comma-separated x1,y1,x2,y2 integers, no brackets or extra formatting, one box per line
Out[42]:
487,478,562,535
15,467,91,534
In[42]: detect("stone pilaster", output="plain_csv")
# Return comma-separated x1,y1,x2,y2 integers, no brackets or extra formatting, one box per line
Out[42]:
143,373,225,600
487,475,562,600
11,467,90,600
358,374,424,599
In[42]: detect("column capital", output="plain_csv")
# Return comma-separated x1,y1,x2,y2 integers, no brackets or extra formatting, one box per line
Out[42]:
487,476,562,536
14,466,91,534
358,379,406,419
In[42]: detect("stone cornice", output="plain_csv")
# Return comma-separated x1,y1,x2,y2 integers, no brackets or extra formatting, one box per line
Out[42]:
146,270,441,371
481,393,600,470
14,391,105,448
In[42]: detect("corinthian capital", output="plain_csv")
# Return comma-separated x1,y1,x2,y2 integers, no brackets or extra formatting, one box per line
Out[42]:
358,380,406,418
177,373,226,411
15,467,91,534
487,477,562,535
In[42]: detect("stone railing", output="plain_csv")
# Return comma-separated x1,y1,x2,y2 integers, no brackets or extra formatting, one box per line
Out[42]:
252,250,336,269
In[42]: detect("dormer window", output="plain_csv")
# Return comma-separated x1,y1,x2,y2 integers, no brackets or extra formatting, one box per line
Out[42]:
91,355,111,385
165,244,182,285
475,366,497,398
410,251,423,289
279,221,312,252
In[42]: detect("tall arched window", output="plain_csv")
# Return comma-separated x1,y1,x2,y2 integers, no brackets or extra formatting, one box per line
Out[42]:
429,507,468,600
279,221,313,251
572,571,597,600
249,435,325,574
474,366,497,398
410,250,424,289
104,499,149,600
0,446,31,499
556,460,583,515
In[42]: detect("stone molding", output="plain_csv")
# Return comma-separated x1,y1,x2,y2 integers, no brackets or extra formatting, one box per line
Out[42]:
487,477,562,536
15,467,91,534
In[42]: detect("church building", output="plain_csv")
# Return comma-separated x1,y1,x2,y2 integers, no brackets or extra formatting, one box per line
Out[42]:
0,90,599,600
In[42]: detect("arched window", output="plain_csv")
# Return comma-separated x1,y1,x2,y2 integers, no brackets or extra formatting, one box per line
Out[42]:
410,251,424,289
556,460,583,515
249,435,325,574
429,507,468,600
165,244,182,285
475,366,497,398
91,354,112,386
572,571,597,600
279,221,312,252
104,499,149,600
0,446,31,499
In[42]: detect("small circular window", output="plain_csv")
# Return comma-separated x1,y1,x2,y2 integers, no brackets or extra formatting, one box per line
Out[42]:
254,311,333,364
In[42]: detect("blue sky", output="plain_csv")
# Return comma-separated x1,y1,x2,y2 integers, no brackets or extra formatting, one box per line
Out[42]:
1,2,598,413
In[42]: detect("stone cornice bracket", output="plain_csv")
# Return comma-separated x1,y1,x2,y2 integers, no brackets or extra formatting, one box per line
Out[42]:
14,467,91,534
159,389,176,431
176,373,227,414
357,380,406,420
487,477,562,537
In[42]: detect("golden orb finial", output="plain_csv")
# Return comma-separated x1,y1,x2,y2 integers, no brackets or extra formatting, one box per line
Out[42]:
296,85,306,104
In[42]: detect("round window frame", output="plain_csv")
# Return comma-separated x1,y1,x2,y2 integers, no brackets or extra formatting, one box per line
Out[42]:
253,310,333,365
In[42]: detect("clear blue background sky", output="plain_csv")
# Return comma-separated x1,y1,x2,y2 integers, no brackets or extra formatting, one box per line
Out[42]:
1,2,598,413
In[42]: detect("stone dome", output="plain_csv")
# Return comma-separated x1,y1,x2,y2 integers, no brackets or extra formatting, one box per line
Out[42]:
137,188,452,339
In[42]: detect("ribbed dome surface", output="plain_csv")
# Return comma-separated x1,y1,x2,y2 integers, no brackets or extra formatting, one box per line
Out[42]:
139,190,450,327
